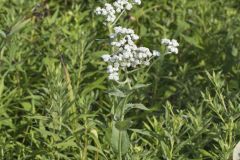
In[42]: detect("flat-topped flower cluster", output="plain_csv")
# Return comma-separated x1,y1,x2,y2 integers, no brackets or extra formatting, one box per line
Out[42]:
95,0,179,81
95,0,141,23
102,26,160,81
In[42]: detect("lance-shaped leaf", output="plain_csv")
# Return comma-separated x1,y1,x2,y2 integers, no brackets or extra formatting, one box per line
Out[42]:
124,103,149,114
9,19,31,36
107,88,126,97
131,83,150,90
111,122,130,155
0,29,6,38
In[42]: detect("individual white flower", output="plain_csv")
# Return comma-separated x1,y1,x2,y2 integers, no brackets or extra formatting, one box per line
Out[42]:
109,72,119,81
107,65,114,73
95,7,102,15
127,29,134,34
153,50,160,56
114,62,120,68
113,67,119,72
102,54,111,62
144,61,150,66
171,39,179,47
111,42,117,46
133,0,141,5
161,38,171,45
167,45,179,54
115,42,122,47
109,34,116,39
101,9,108,16
125,3,133,10
106,15,116,22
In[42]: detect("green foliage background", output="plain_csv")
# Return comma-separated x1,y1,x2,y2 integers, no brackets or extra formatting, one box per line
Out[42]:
0,0,240,159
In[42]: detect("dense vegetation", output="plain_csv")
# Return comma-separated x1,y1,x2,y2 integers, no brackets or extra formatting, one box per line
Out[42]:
0,0,240,159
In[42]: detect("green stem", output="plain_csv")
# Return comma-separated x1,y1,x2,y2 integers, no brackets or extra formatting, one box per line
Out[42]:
108,10,128,159
125,71,132,90
112,10,126,26
83,107,88,160
118,99,125,160
118,130,122,160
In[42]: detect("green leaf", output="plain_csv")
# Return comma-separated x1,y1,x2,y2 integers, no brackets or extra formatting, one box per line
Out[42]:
178,19,190,31
199,149,214,158
81,76,107,96
54,137,78,150
130,129,153,137
111,122,130,155
20,102,32,112
124,103,149,114
108,88,126,97
0,78,4,98
161,141,171,157
9,19,31,36
0,118,14,128
131,84,150,90
115,119,133,131
24,115,48,121
0,29,6,38
34,127,60,141
164,86,177,98
181,34,203,49
232,46,238,57
48,7,59,25
91,50,109,59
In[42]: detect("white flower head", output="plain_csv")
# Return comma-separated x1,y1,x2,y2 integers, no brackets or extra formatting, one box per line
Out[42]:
95,0,142,24
162,38,179,54
102,26,161,81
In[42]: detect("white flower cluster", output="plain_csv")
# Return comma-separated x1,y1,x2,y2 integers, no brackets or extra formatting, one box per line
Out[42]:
102,26,160,81
95,0,141,23
161,38,179,54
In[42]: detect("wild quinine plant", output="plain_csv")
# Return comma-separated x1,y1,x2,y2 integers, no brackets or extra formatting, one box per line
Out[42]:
95,0,179,159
